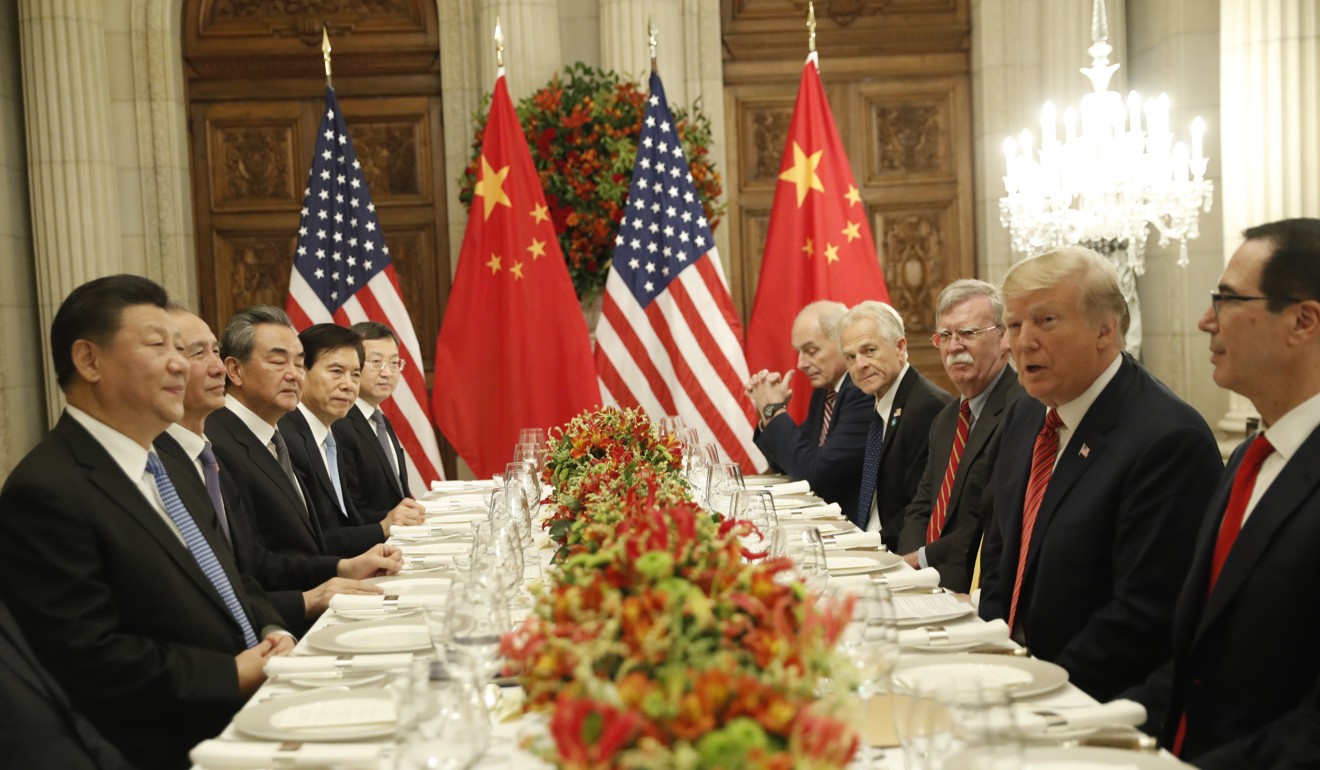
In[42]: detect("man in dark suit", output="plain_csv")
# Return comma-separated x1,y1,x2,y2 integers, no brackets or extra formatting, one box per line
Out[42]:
978,247,1222,703
839,300,952,550
0,598,130,769
158,308,397,631
1123,219,1320,768
745,301,872,522
333,321,415,522
897,280,1024,592
280,323,424,555
0,275,292,770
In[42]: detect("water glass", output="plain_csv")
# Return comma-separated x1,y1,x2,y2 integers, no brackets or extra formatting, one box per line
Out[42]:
728,489,777,556
504,462,543,517
940,682,1024,770
656,415,687,438
445,579,511,682
399,663,490,770
705,462,745,515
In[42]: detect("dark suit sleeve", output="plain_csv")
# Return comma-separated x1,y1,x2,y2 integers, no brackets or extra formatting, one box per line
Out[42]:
1050,424,1222,691
897,386,949,513
977,434,1012,620
897,414,944,554
754,386,870,506
337,437,387,522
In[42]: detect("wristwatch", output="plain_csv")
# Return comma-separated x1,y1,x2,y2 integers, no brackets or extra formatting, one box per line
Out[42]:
761,402,789,421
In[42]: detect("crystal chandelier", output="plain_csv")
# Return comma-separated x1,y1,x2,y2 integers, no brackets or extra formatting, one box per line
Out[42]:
999,0,1213,271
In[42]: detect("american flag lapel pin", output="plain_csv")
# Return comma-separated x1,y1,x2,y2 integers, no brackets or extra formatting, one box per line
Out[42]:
1079,444,1091,458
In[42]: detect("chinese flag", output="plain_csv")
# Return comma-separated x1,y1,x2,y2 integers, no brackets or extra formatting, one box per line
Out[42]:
745,53,891,421
433,73,600,478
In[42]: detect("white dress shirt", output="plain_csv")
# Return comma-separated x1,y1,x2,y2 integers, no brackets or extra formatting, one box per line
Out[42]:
1243,388,1320,526
865,363,911,533
66,406,182,543
1052,354,1123,467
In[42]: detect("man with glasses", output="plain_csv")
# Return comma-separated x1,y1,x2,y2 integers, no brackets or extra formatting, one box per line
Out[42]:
1125,218,1320,768
977,246,1221,702
895,280,1024,592
745,301,873,524
333,321,416,522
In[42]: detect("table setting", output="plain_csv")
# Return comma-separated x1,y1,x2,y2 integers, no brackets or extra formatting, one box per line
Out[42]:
190,409,1187,770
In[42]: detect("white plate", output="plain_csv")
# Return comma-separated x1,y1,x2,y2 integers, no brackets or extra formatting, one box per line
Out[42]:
233,688,399,741
945,746,1187,769
284,670,390,689
893,654,1069,700
304,617,432,654
904,639,985,653
362,576,454,595
743,474,791,486
827,553,902,575
769,496,820,510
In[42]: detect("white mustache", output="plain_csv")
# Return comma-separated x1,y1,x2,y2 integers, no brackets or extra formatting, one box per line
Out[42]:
946,352,976,366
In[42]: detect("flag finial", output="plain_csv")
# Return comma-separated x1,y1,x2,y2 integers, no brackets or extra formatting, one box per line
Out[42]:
807,2,817,53
321,27,332,87
648,17,658,74
494,16,504,69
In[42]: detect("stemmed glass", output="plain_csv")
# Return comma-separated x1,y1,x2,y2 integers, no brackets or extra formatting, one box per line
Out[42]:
445,577,511,683
656,415,686,438
728,489,777,557
400,662,490,770
705,462,745,516
686,443,719,506
832,583,899,770
504,462,543,519
798,526,830,591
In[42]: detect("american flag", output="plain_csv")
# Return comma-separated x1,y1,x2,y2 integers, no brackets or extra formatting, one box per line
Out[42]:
595,73,765,471
286,87,445,484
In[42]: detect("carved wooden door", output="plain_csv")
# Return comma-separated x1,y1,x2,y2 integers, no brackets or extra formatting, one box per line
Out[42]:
721,0,975,389
183,0,453,471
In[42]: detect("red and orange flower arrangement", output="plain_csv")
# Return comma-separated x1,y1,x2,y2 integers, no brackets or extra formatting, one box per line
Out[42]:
502,406,859,769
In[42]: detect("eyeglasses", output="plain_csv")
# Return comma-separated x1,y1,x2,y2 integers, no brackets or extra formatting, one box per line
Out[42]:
1208,291,1303,319
931,325,1002,348
364,357,406,372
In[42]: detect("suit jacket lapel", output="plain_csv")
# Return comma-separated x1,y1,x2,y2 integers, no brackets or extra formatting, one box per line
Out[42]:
351,409,403,498
1195,430,1320,640
877,368,918,468
290,414,340,513
1023,359,1130,574
56,417,237,622
946,367,1016,511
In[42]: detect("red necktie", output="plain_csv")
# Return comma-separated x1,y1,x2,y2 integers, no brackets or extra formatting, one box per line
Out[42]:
928,400,972,543
1008,407,1063,632
818,390,836,447
1172,433,1274,757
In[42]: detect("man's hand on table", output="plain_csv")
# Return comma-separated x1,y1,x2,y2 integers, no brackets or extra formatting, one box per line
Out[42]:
337,543,402,579
902,552,922,569
381,499,426,533
235,635,293,696
302,577,383,618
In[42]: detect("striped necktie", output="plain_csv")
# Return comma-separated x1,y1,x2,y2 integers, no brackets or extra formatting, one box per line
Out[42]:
198,441,230,545
145,452,259,648
818,390,836,446
324,432,347,516
928,400,972,543
373,409,401,478
1008,407,1063,632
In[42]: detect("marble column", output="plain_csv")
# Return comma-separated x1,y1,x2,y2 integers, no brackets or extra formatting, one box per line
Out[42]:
18,0,124,423
479,0,563,103
1216,0,1320,445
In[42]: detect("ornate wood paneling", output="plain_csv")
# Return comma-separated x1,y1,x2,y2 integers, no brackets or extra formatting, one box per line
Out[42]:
722,0,972,392
184,0,454,473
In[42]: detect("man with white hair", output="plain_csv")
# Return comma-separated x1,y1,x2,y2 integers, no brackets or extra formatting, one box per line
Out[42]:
746,300,872,522
896,280,1024,592
838,300,951,550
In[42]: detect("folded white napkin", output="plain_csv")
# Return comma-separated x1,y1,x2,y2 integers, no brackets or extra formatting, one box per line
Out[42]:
431,480,496,493
389,524,457,538
898,617,1009,647
264,652,413,676
401,555,452,569
827,531,882,549
766,480,812,496
832,568,940,593
190,740,384,769
328,593,440,612
420,495,488,512
791,502,843,519
1012,699,1147,735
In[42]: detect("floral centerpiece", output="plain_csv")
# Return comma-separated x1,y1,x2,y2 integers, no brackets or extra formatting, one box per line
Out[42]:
502,406,860,769
459,63,725,301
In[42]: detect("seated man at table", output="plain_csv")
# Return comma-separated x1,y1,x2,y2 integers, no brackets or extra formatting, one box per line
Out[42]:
838,300,951,550
157,306,398,632
978,246,1221,702
0,275,292,770
1124,218,1320,768
279,323,424,550
746,300,872,523
333,321,416,522
897,280,1024,592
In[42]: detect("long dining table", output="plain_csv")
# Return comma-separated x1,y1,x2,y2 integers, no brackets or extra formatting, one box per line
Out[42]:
189,476,1178,770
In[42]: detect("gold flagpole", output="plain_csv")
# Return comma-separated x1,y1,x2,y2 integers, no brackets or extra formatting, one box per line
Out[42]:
494,16,505,70
321,27,333,88
807,2,817,54
648,17,658,75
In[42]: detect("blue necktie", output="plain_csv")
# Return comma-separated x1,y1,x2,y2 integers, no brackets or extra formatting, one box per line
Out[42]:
854,415,885,530
324,433,347,516
145,452,259,648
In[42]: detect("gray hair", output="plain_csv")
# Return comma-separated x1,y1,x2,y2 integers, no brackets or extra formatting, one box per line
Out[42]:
837,300,906,346
1001,246,1129,350
797,300,849,340
220,305,295,363
936,279,1004,325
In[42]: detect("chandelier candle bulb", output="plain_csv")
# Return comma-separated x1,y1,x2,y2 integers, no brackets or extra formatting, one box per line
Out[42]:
1041,101,1057,145
1127,91,1141,133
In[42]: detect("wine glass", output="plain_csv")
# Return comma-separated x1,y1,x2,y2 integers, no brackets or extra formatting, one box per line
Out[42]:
400,663,491,770
728,489,777,557
504,462,543,518
489,484,534,549
706,462,745,516
656,415,686,438
798,526,830,591
445,578,511,683
686,442,718,506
